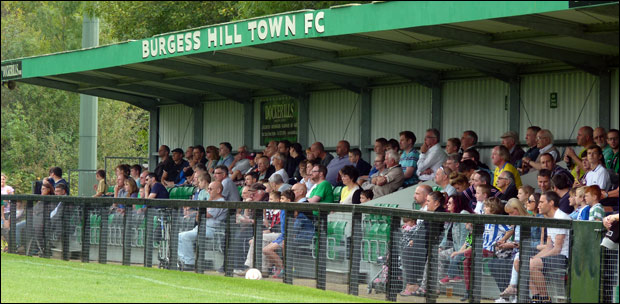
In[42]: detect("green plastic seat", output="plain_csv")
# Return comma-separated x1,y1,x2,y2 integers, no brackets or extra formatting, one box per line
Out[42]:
332,186,343,203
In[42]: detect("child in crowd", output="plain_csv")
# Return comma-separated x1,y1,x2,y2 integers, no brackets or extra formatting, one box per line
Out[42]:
360,190,374,203
517,185,535,206
585,185,605,221
574,187,591,221
568,187,580,220
93,170,107,197
474,184,492,214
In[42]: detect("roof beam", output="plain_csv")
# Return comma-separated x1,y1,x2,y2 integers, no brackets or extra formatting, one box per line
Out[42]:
406,25,609,75
495,15,619,47
191,52,368,93
254,43,439,87
18,77,157,111
159,78,252,103
321,35,518,82
577,4,619,18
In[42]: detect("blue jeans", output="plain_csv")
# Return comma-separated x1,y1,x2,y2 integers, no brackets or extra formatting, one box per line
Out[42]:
447,253,465,278
177,226,215,266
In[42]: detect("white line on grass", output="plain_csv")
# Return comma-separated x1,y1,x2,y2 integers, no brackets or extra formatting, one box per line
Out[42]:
19,260,272,301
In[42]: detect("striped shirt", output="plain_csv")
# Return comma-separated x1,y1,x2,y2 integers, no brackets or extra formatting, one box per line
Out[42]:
482,223,510,251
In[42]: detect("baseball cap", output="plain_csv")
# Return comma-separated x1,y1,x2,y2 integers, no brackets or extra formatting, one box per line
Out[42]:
500,131,518,141
171,148,184,154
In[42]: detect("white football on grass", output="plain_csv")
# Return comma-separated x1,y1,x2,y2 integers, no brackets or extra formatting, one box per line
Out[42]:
245,268,262,280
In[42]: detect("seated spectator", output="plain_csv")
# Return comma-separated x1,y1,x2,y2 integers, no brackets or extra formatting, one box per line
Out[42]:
435,166,456,196
177,179,227,268
444,153,461,173
123,178,139,198
438,194,472,285
163,148,189,187
289,143,306,181
326,140,352,186
457,159,478,180
445,137,461,155
277,140,295,179
358,154,385,187
365,150,404,198
359,189,374,203
348,148,371,177
307,164,334,204
271,152,290,183
459,130,478,154
462,170,501,209
130,165,142,188
305,147,316,162
368,137,388,176
269,173,292,192
387,138,400,154
565,126,595,181
144,173,169,200
185,146,194,162
539,153,575,186
497,171,518,201
462,197,511,300
339,165,361,204
311,142,334,168
93,170,107,197
518,185,535,206
492,145,522,189
449,172,469,193
400,191,447,296
291,183,308,203
229,145,252,182
154,145,173,183
474,184,493,214
213,165,241,202
399,131,420,187
537,169,552,193
47,166,69,195
605,129,619,173
462,149,492,177
204,145,219,173
584,145,611,191
217,142,234,168
552,173,573,214
526,193,544,248
501,131,525,167
264,140,278,164
243,183,278,274
192,145,207,166
528,191,571,303
417,129,447,182
244,172,258,188
524,129,560,171
254,156,275,181
519,126,541,174
585,185,605,221
300,159,317,191
594,127,614,166
568,187,589,220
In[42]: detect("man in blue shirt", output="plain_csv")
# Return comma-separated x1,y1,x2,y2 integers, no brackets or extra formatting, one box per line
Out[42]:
399,130,419,187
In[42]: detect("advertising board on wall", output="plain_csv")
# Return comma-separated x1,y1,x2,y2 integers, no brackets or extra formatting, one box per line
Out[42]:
260,98,298,146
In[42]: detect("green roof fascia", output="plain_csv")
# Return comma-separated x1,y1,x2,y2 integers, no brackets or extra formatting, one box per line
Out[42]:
2,1,574,81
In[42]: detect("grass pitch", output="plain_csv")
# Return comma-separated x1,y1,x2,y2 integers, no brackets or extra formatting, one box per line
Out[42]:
1,253,383,303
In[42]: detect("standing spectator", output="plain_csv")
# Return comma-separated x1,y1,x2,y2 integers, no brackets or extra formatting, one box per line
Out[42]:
605,129,619,173
1,173,15,231
311,142,334,168
348,148,371,177
519,126,541,174
445,138,461,155
399,131,420,187
501,131,525,167
584,145,611,191
154,145,173,183
492,145,522,189
585,185,605,221
217,142,234,168
326,140,352,186
47,167,69,195
435,166,456,196
93,170,107,197
213,165,241,202
565,126,595,180
413,184,432,211
417,129,447,182
528,191,571,303
459,130,478,154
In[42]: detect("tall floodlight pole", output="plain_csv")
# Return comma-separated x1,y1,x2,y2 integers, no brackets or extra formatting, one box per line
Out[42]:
78,14,99,196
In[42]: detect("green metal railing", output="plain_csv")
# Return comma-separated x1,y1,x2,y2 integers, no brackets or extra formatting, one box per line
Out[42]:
1,194,606,303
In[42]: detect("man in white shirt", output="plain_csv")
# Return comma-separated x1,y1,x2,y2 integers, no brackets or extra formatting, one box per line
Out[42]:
529,191,571,303
416,129,447,181
434,166,456,196
584,145,610,191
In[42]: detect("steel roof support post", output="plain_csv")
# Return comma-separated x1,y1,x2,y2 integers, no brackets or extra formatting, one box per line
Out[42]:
193,103,204,147
78,15,99,197
431,84,442,134
298,95,310,149
360,89,372,162
148,108,159,172
243,101,254,150
509,78,521,134
599,70,611,131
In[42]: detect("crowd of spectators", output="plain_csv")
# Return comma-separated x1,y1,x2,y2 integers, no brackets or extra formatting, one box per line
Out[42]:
1,125,618,302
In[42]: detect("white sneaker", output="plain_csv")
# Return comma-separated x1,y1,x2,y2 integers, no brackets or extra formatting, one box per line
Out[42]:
495,298,509,303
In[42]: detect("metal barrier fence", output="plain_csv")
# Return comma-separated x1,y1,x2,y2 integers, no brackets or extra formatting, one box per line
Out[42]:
1,194,612,303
